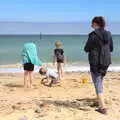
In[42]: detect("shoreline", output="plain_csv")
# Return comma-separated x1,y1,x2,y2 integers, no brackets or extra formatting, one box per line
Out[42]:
1,64,120,73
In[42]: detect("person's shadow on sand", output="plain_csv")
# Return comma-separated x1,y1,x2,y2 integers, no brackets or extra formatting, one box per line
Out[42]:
4,83,24,88
41,98,98,111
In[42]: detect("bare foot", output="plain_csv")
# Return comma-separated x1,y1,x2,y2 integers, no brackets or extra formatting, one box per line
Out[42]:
30,85,35,89
44,82,52,87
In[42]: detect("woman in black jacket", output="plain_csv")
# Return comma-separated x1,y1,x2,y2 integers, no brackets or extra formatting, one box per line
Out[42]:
84,16,113,114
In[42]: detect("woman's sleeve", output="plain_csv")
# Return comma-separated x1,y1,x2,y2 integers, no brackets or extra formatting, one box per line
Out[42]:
107,31,113,52
110,38,113,52
109,33,113,52
84,33,94,52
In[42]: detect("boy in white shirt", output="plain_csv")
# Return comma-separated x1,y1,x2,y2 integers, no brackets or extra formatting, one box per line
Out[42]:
39,67,60,87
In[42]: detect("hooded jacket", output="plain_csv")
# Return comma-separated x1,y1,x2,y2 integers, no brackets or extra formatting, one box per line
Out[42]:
21,42,43,66
84,28,113,75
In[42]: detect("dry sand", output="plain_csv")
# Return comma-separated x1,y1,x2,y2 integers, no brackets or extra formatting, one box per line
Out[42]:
0,72,120,120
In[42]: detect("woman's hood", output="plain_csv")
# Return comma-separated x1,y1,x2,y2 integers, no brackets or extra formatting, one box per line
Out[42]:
95,29,110,44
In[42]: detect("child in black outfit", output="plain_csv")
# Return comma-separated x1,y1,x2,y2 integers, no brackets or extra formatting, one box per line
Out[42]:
53,41,66,81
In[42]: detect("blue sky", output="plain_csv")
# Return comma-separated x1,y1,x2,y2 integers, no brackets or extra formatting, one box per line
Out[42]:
0,0,120,34
0,0,120,22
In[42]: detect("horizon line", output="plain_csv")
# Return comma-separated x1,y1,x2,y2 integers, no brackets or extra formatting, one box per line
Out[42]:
0,33,120,35
0,20,120,23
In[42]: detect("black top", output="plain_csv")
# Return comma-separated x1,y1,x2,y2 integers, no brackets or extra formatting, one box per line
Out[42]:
54,48,64,55
54,48,64,61
84,28,113,76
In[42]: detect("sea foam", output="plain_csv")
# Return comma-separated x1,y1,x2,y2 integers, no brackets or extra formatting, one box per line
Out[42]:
0,65,120,73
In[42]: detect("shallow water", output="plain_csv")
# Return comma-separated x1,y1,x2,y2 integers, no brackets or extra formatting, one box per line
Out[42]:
0,35,120,65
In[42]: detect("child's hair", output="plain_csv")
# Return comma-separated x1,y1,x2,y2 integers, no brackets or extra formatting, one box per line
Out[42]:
39,68,46,75
54,41,62,48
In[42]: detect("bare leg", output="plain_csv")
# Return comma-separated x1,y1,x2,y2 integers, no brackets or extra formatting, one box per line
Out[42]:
57,63,61,81
95,93,107,114
60,63,64,77
97,93,105,109
24,71,28,88
29,71,34,88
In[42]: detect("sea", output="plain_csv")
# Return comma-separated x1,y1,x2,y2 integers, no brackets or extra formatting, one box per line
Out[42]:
0,35,120,73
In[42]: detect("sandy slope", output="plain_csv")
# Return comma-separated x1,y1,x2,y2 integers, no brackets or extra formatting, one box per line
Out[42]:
0,72,120,120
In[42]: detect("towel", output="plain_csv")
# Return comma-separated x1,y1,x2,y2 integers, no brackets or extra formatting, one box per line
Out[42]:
21,42,43,66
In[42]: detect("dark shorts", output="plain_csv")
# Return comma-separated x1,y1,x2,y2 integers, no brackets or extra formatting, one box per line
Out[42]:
57,59,64,63
24,63,34,71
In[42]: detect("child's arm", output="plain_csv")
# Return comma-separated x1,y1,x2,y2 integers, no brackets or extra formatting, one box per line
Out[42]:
53,55,56,65
46,76,51,84
64,56,67,65
53,49,56,65
41,77,47,84
62,49,67,65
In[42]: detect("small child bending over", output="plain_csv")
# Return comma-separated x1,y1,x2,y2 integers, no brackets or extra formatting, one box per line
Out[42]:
39,67,59,87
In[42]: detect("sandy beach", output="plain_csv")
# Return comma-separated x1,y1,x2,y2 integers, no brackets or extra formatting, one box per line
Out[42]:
0,72,119,120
